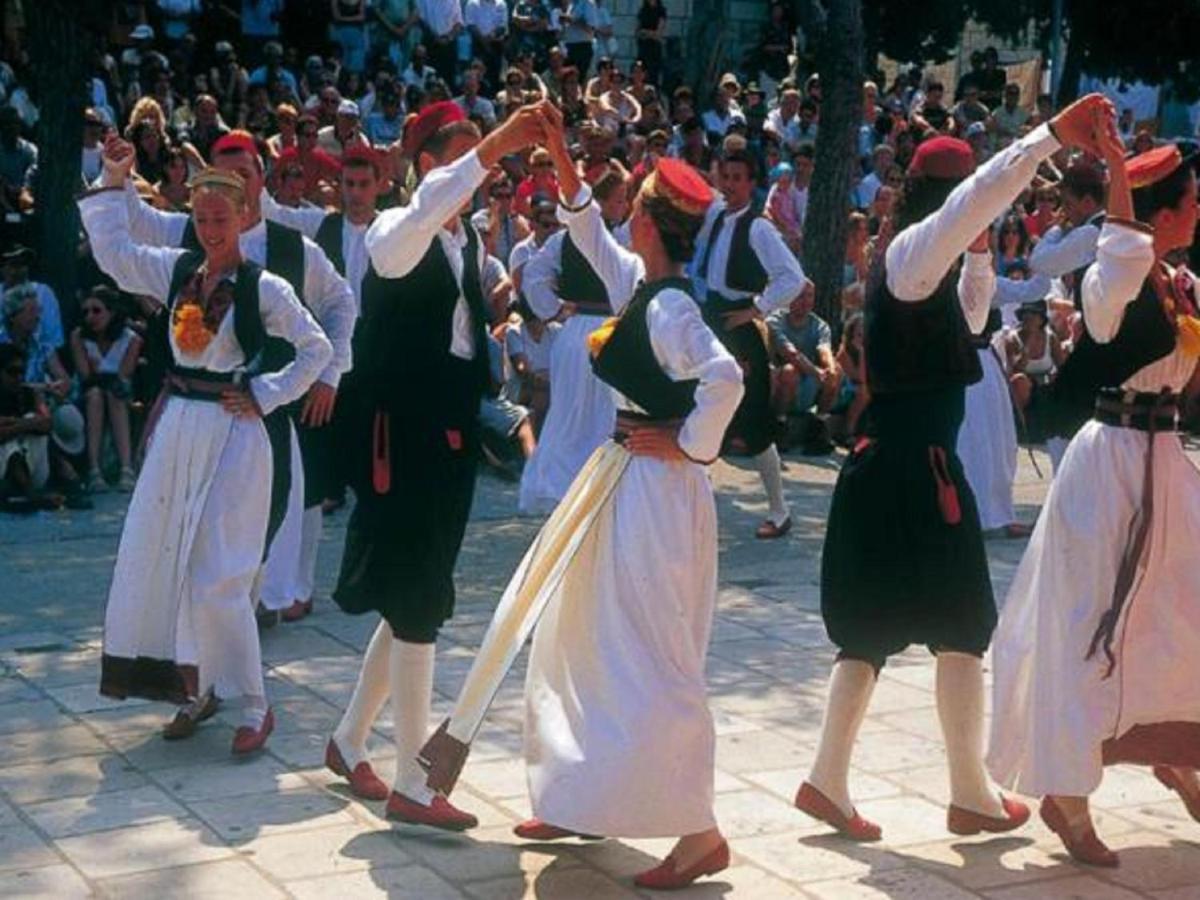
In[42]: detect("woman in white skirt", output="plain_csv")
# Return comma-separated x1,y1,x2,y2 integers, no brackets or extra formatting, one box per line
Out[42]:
988,125,1200,866
80,140,331,754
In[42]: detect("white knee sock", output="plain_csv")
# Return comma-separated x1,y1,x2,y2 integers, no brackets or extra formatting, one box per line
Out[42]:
753,445,789,525
332,619,393,769
390,639,436,804
807,659,876,817
936,652,1004,817
242,693,269,729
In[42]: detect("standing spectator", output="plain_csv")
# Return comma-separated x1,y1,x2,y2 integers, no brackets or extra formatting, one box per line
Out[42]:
417,0,465,86
0,106,35,208
465,0,508,93
592,0,615,60
989,82,1028,149
210,41,250,128
757,1,793,97
364,84,406,144
241,0,285,66
331,0,369,74
454,69,498,127
955,51,986,101
158,0,203,45
977,46,1007,110
318,99,369,158
70,286,141,493
511,0,553,66
371,1,420,72
561,0,598,78
851,142,893,210
635,0,667,86
401,44,439,89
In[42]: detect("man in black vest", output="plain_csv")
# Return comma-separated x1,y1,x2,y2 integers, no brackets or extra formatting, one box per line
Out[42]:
258,144,385,620
695,144,807,538
109,131,357,634
516,163,628,513
323,99,550,830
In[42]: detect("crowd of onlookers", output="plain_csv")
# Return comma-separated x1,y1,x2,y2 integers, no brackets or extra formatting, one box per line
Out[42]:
1,1,1196,508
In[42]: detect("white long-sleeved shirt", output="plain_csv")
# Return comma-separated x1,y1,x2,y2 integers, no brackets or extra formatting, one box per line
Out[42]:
121,181,355,388
993,272,1053,327
417,0,464,36
521,226,632,322
556,184,743,462
1081,220,1157,344
78,189,332,415
365,149,490,361
260,191,373,316
885,123,1061,333
1029,210,1105,278
693,201,808,315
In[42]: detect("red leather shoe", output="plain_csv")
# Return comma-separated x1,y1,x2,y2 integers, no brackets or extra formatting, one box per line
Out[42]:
1004,522,1033,538
1153,766,1200,822
755,516,792,540
947,794,1031,835
281,599,313,622
1039,797,1119,868
634,840,730,890
513,818,602,841
794,781,882,841
325,738,389,801
385,792,478,832
231,708,274,755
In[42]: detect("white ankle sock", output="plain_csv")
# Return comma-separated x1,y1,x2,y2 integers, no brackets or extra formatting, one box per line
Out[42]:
242,693,268,730
807,659,876,818
753,445,789,525
936,652,1004,817
390,639,436,805
332,619,393,769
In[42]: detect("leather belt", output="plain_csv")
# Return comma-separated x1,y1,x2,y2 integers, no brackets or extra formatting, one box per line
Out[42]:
1093,388,1179,433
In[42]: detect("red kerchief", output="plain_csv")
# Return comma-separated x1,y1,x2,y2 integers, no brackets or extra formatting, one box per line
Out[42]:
1127,144,1183,190
212,130,261,160
402,101,467,158
908,136,976,180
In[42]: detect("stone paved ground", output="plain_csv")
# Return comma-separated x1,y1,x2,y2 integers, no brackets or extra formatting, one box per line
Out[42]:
2,447,1200,899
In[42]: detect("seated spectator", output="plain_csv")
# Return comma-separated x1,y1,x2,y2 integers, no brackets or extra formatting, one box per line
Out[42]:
364,84,406,145
700,82,746,142
454,69,498,128
243,83,277,138
768,283,838,454
266,102,299,159
0,342,57,510
0,285,68,395
990,82,1028,148
504,297,559,435
1006,299,1067,440
852,142,894,210
964,120,991,163
831,312,869,444
472,175,531,269
154,146,191,210
2,246,63,355
995,210,1032,274
952,84,990,131
594,66,641,131
401,44,439,89
271,148,311,207
249,41,300,98
179,93,230,164
128,114,172,184
765,162,804,256
514,148,559,217
70,286,142,493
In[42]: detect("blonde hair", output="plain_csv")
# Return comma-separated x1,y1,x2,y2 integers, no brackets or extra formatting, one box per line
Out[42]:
189,168,248,209
127,97,167,139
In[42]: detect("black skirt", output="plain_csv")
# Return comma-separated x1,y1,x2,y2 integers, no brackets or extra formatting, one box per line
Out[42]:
332,361,481,639
820,388,996,663
702,299,774,456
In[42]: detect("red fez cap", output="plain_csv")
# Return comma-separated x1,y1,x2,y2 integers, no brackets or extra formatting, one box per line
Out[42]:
212,130,261,161
342,142,384,173
402,101,466,158
908,135,976,180
642,158,713,217
1127,144,1184,190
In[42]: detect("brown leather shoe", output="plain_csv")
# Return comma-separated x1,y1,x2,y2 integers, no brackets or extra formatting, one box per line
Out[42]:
162,688,220,741
755,516,792,540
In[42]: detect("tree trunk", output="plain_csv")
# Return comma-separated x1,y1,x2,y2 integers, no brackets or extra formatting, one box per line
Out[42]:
802,0,864,325
25,1,98,324
683,0,728,95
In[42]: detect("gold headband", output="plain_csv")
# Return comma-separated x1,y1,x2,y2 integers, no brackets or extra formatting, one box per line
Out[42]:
638,169,709,218
189,167,248,201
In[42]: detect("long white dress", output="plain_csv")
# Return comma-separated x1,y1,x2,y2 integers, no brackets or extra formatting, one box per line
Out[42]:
79,190,332,702
517,230,621,515
522,191,744,837
988,222,1200,797
957,341,1018,530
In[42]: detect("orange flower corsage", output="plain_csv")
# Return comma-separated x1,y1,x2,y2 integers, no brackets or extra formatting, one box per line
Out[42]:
588,316,619,358
173,301,216,356
1177,315,1200,360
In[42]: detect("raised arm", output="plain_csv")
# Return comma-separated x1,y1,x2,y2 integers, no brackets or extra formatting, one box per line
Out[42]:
1029,221,1101,277
248,272,333,416
261,188,326,238
78,188,183,302
646,288,744,464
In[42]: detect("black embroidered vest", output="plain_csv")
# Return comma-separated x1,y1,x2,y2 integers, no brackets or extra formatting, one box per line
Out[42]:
560,232,610,312
314,212,345,277
590,277,698,420
703,208,768,295
165,252,267,368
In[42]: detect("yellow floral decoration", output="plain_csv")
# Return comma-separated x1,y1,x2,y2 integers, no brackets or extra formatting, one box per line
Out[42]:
173,302,216,356
587,316,620,358
1177,315,1200,360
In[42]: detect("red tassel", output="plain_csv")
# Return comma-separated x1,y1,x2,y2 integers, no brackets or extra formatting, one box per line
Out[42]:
372,411,391,495
445,429,462,451
928,446,961,525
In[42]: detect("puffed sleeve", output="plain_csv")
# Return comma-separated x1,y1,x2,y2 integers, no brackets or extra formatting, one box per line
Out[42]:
1081,219,1157,344
646,288,744,464
248,271,333,415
